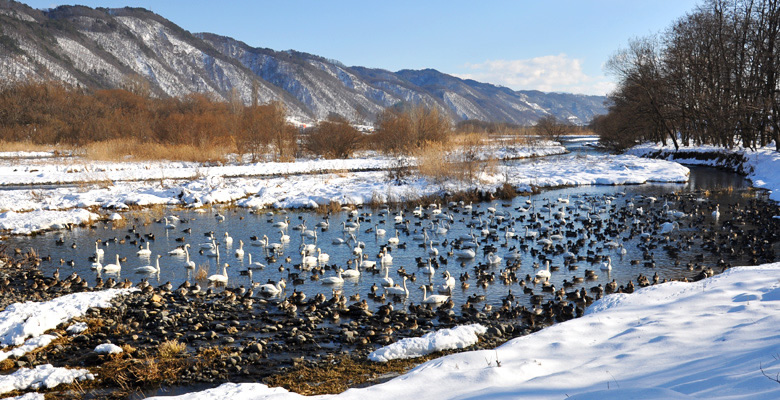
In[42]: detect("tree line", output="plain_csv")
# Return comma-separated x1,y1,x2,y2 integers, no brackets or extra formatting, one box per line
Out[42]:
593,0,780,151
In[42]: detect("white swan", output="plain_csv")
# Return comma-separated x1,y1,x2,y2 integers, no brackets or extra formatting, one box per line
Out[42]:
380,248,393,265
486,252,502,265
421,285,449,305
103,254,121,273
94,240,104,258
234,240,244,258
427,241,439,256
206,241,220,258
536,260,551,279
387,229,400,245
712,204,720,220
184,246,196,269
379,267,393,287
341,261,360,278
247,253,265,269
317,248,330,263
258,279,286,296
224,232,233,246
321,268,344,285
207,263,229,285
421,260,435,275
385,276,409,296
273,217,289,231
439,270,456,293
136,242,152,257
454,248,476,259
375,225,386,237
169,243,190,256
301,251,318,270
136,255,162,274
600,256,612,271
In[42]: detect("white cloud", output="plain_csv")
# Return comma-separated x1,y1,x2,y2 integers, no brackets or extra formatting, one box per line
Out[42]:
455,54,615,96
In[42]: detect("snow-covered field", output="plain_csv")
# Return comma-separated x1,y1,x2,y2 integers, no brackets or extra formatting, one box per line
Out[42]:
0,143,688,235
627,141,780,202
146,263,780,400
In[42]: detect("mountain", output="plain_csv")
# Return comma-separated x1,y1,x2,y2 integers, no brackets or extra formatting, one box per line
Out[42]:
0,1,607,125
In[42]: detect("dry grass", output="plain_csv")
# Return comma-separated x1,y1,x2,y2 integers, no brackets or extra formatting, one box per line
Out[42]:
83,138,231,163
195,264,209,281
265,355,438,396
158,340,186,359
414,141,456,183
315,201,342,214
0,140,58,153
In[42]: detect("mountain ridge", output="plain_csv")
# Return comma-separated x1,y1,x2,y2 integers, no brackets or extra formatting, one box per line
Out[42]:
0,1,607,125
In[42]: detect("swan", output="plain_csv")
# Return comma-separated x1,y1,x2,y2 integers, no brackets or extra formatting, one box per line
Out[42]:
234,240,245,258
454,248,476,259
316,248,330,263
164,217,176,230
427,241,439,256
169,243,190,256
250,235,268,247
439,270,456,293
387,230,400,245
94,240,104,258
380,248,393,265
300,241,317,255
525,226,538,240
505,248,522,260
342,221,359,232
394,212,404,224
103,254,121,273
136,255,162,274
224,232,233,246
184,246,196,269
207,263,229,285
421,285,449,305
321,268,344,285
90,259,102,271
342,261,361,278
600,256,612,271
206,242,220,258
375,225,386,237
332,236,346,245
486,252,502,265
385,276,409,296
258,279,286,296
380,267,394,287
247,253,265,269
273,217,289,231
361,258,377,269
136,242,152,257
536,260,551,279
199,234,216,249
279,230,291,243
435,222,449,235
421,260,435,275
299,251,318,270
712,204,720,220
660,221,679,234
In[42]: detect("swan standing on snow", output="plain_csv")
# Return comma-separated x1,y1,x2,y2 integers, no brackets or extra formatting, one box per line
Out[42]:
136,255,162,274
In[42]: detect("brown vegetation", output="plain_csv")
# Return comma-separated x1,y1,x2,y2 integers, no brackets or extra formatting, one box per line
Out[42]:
304,115,364,159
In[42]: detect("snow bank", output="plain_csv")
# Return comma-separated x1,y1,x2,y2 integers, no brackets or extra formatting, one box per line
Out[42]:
0,289,134,347
149,263,780,400
0,393,45,400
0,335,56,362
627,141,780,202
0,209,99,235
368,324,487,362
0,364,93,395
94,343,123,354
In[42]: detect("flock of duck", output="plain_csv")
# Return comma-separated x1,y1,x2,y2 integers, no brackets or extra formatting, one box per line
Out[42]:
21,186,775,330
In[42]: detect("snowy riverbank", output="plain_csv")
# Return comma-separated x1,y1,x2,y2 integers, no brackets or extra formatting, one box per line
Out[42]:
626,141,780,202
146,263,780,400
0,145,689,235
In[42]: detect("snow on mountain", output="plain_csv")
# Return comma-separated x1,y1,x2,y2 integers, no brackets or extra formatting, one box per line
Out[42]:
0,1,607,125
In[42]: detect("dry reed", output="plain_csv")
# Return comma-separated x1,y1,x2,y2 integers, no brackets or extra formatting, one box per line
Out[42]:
84,138,230,163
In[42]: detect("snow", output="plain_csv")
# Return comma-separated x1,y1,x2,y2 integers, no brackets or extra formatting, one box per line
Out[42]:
0,148,688,235
368,324,487,362
0,364,93,395
0,335,57,363
0,393,45,400
149,263,780,400
0,289,134,347
66,322,88,335
626,141,780,202
94,343,123,354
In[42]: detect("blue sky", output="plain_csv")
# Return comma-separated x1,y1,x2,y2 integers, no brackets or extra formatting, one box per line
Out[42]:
26,0,701,95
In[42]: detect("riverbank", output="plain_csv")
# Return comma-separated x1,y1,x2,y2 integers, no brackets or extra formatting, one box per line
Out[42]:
626,141,780,203
0,141,690,235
